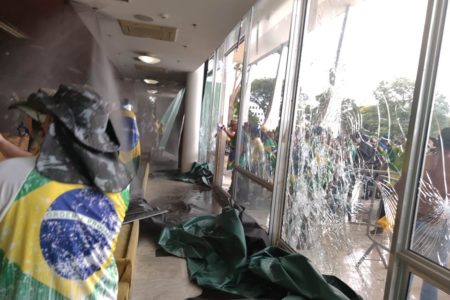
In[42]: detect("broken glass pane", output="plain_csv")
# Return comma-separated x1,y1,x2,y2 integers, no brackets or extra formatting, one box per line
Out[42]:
281,0,427,298
410,12,450,271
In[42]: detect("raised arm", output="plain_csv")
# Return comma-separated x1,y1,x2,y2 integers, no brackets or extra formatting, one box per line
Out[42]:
0,134,32,159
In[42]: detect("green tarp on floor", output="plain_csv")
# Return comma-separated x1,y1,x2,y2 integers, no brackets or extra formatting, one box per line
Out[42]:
154,162,213,187
158,208,362,300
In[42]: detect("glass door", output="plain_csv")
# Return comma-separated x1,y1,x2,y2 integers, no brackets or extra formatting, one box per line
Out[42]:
215,40,245,192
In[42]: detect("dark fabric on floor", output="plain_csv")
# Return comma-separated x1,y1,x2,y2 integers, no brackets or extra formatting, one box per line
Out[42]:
158,208,362,300
154,162,213,187
235,206,270,256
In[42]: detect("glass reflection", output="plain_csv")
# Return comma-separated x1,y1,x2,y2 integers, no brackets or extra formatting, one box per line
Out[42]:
410,9,450,284
281,0,427,298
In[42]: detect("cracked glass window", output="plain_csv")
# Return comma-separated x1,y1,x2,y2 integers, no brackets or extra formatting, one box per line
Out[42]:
281,0,426,298
409,7,450,288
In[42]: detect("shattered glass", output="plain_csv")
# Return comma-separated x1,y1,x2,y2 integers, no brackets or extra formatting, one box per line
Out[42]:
410,12,450,272
281,0,427,298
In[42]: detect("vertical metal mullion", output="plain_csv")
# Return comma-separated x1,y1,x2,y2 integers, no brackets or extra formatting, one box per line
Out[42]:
231,8,254,202
384,0,448,298
269,0,308,244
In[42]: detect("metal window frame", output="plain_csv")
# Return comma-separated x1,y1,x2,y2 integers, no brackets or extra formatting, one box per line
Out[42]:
214,22,247,189
232,0,299,205
206,51,218,165
213,41,228,186
384,0,449,298
269,0,307,244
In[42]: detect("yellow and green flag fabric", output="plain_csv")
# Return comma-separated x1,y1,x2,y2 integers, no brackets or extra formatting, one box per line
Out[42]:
118,110,141,175
0,169,128,299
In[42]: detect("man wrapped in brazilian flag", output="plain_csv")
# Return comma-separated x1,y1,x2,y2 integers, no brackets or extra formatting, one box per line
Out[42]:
0,85,135,299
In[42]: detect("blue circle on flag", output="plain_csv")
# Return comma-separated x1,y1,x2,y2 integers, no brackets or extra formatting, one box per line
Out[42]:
40,188,120,280
120,117,139,151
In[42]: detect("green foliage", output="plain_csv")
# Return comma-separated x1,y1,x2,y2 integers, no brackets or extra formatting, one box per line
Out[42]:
359,78,449,141
340,98,360,136
248,110,260,127
250,78,276,118
429,93,450,137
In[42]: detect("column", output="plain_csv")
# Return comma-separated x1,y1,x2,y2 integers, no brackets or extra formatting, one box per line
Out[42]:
181,63,205,172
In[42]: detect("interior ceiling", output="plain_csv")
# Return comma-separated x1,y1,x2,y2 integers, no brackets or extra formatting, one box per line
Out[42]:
72,0,256,81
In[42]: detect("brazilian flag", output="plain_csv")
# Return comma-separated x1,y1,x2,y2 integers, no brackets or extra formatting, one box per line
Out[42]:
119,110,141,176
0,169,128,299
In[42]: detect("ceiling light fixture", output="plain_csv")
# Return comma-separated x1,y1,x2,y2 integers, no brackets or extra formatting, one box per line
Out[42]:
143,79,158,84
134,14,154,22
147,89,158,94
137,55,160,64
149,96,156,103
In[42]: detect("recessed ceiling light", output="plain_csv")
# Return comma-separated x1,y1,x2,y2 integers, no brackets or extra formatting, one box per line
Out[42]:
159,13,169,19
149,96,156,102
147,89,158,94
143,79,158,84
137,55,160,64
134,14,154,22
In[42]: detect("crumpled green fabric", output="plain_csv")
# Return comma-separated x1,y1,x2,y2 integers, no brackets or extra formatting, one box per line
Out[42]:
158,208,362,300
155,162,213,187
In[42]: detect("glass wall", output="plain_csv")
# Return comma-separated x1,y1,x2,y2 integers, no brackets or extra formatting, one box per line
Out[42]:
280,0,427,298
235,171,272,229
208,46,225,174
407,10,450,298
410,8,450,269
237,0,293,184
407,274,450,299
234,0,294,228
216,41,245,191
198,57,215,164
